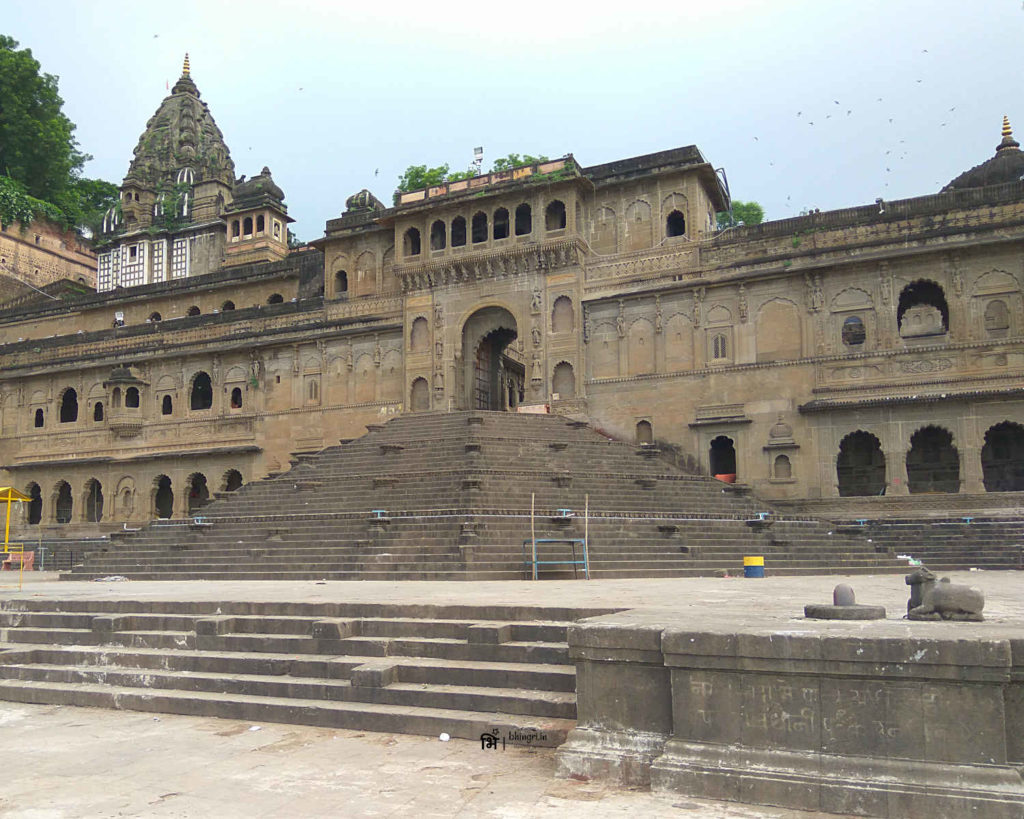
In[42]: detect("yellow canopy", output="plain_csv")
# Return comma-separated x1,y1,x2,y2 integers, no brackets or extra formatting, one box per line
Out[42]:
0,487,30,503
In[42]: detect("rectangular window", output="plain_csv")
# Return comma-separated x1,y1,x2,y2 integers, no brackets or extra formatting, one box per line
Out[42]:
171,238,189,279
151,240,165,283
97,252,112,292
120,241,145,287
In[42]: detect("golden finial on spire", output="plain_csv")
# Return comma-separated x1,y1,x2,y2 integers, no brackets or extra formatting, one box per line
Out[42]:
182,53,190,77
997,114,1020,152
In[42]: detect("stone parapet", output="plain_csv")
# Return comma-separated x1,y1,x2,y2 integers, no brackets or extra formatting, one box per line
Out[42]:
557,610,1024,818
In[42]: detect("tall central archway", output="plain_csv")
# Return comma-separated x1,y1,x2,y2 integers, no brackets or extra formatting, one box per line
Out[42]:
461,307,521,411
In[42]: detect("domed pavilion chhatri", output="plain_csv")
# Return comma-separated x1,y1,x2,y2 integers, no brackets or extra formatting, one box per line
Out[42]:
1,55,1024,540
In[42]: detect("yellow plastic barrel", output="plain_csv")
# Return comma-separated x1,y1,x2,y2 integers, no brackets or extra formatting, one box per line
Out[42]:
743,555,765,578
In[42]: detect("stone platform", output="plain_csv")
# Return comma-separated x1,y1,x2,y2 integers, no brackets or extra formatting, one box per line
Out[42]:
2,571,1022,818
551,572,1024,819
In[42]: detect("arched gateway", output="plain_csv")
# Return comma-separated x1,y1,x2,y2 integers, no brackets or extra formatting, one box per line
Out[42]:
460,307,524,411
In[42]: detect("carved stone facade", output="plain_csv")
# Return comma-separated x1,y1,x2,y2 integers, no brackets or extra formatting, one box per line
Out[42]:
3,68,1024,537
0,218,96,299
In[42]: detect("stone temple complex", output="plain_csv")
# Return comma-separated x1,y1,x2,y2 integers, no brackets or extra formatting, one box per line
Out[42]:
1,56,1023,559
1,56,1024,819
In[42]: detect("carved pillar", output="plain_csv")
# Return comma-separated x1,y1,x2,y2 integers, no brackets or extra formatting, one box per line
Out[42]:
961,444,985,494
886,450,910,495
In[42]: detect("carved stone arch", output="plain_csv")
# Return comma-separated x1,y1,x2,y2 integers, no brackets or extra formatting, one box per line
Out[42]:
114,475,136,520
301,355,321,373
624,199,653,251
410,377,430,411
625,198,651,220
589,321,619,379
53,480,74,524
972,269,1019,296
353,352,376,403
755,297,802,362
551,295,574,334
156,374,178,391
627,317,655,375
328,252,349,275
593,205,617,254
379,349,403,403
705,305,732,326
87,381,106,400
354,250,377,296
410,316,430,352
662,191,688,212
665,312,694,371
224,366,248,383
551,360,576,398
836,430,887,496
906,425,960,494
831,287,874,311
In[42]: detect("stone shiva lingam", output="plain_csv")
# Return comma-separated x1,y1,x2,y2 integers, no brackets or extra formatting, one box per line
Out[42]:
804,583,886,620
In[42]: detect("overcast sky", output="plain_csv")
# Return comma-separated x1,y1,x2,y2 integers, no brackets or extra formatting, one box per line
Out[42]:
4,0,1024,239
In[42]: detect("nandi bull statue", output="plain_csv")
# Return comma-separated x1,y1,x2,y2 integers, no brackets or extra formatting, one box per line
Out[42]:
905,566,985,622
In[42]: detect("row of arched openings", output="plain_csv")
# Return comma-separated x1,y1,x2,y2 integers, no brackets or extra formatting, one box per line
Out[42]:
23,470,244,524
37,374,234,429
145,295,285,324
837,422,1024,495
404,201,568,257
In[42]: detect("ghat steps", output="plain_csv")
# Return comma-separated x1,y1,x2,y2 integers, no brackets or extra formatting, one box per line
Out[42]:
0,598,603,743
65,411,906,580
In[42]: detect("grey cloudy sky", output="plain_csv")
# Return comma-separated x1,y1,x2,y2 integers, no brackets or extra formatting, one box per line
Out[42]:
4,0,1023,239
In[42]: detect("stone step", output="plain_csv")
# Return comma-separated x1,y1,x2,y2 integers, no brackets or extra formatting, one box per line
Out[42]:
0,678,573,745
0,662,575,719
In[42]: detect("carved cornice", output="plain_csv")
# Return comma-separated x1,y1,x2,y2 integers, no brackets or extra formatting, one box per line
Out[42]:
584,242,701,284
394,238,582,292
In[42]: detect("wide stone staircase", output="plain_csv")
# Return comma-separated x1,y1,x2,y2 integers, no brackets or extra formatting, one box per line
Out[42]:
64,411,907,580
833,517,1024,571
0,597,607,743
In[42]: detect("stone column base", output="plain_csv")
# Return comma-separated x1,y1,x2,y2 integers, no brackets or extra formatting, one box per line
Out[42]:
555,727,668,787
651,740,1024,819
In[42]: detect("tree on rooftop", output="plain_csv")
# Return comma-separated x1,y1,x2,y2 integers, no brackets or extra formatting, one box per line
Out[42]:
490,153,549,172
0,36,116,231
717,200,765,229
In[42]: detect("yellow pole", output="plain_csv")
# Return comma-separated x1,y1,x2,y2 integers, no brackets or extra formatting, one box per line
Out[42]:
3,489,11,554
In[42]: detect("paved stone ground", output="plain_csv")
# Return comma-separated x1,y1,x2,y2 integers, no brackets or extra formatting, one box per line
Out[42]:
2,569,1021,621
0,703,852,819
0,569,1019,818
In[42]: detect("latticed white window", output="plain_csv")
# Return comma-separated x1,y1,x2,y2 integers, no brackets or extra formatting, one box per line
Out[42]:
97,252,112,291
120,242,145,287
171,238,189,278
151,240,166,283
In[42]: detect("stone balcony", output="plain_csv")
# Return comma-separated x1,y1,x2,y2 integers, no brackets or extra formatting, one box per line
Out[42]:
394,237,583,292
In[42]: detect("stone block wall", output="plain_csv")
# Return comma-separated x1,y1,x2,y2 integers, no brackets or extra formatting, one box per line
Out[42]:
557,611,1024,818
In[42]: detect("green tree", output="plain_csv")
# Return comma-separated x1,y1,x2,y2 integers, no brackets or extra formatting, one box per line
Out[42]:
0,36,86,201
396,164,451,194
394,152,551,203
490,153,548,172
0,36,117,231
717,200,765,229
